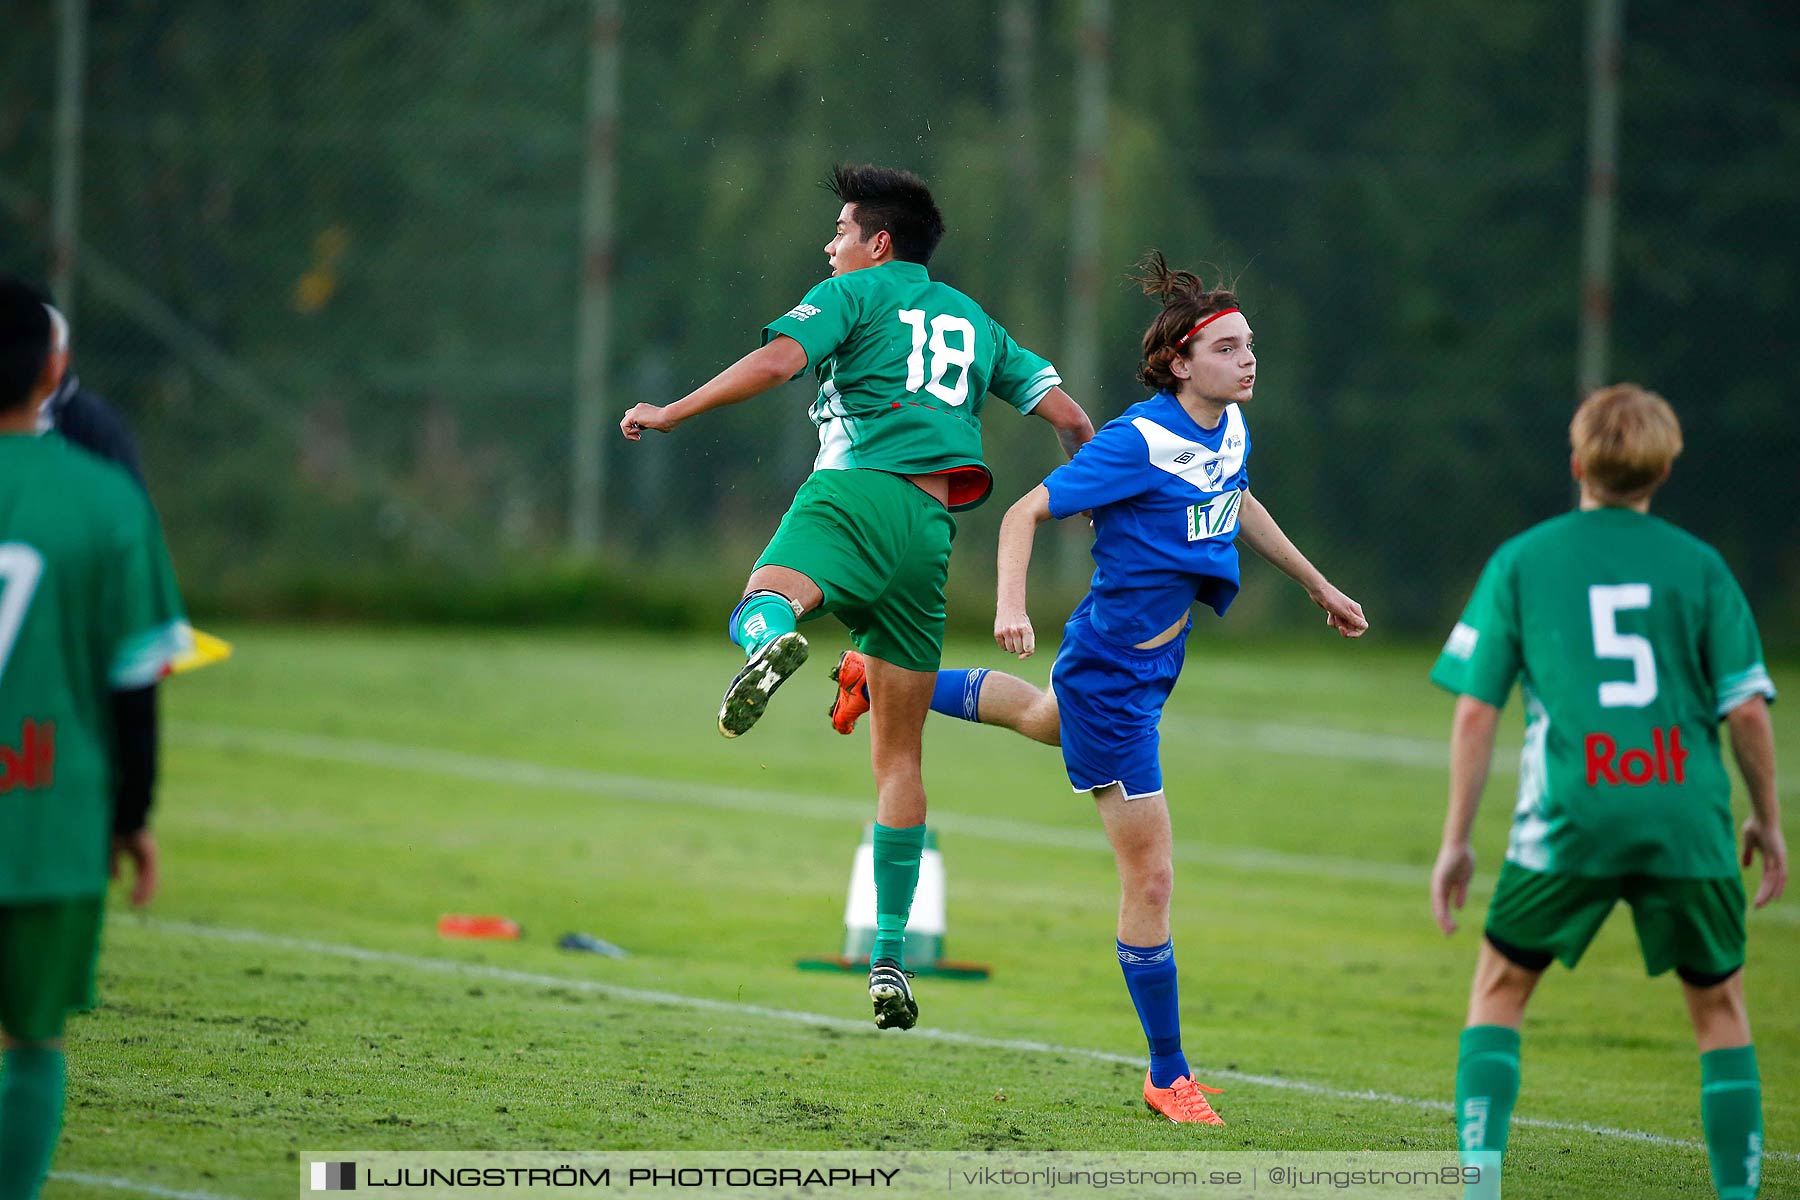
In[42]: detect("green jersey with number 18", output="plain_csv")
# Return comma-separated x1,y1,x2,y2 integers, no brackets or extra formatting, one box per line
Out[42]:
763,260,1062,511
0,433,190,903
1430,507,1776,879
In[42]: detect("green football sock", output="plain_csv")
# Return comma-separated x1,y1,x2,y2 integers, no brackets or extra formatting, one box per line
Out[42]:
728,591,798,659
1700,1045,1762,1200
0,1046,67,1200
870,822,926,968
1455,1025,1519,1198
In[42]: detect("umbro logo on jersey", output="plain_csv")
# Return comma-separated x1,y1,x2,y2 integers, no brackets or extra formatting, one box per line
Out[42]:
1133,409,1247,495
784,303,823,322
0,719,55,793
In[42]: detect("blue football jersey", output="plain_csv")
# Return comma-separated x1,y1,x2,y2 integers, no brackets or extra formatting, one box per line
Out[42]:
1043,391,1250,646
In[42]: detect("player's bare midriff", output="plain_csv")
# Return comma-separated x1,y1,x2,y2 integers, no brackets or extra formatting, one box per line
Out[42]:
1135,611,1189,650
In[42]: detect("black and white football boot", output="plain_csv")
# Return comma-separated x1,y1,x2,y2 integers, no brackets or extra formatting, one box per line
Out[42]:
717,631,810,738
868,959,918,1030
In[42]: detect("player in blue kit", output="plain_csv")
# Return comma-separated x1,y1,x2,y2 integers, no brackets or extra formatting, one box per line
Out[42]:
830,254,1367,1122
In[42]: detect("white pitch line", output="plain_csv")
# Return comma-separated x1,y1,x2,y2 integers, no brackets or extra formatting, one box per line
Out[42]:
1164,711,1799,794
167,723,1419,886
126,921,1785,1165
134,919,1796,1165
166,722,1800,924
1162,712,1492,773
49,1171,246,1200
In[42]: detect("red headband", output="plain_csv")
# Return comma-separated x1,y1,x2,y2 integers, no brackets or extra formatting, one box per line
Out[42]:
1173,307,1241,348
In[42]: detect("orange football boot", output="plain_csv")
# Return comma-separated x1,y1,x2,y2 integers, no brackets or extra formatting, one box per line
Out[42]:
1143,1071,1225,1125
828,650,870,735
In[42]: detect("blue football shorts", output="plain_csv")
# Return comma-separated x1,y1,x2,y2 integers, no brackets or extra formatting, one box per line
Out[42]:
1050,604,1188,799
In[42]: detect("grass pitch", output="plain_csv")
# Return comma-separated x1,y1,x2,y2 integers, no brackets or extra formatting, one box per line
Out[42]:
41,625,1798,1199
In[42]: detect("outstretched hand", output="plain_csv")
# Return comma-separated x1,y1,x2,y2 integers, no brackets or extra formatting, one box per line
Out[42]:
1742,817,1788,908
1430,842,1474,935
995,610,1035,659
1311,583,1368,638
620,404,677,441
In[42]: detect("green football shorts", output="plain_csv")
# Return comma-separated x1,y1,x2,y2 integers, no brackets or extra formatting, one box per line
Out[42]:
0,897,104,1041
1485,861,1745,979
755,468,956,674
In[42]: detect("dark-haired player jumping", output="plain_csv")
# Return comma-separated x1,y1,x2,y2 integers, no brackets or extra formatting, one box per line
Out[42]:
620,165,1092,1030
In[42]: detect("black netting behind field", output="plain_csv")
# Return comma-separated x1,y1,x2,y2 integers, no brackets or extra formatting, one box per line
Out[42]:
3,1,1795,641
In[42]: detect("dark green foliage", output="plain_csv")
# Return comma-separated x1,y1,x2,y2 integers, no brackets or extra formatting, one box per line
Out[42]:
2,2,1795,640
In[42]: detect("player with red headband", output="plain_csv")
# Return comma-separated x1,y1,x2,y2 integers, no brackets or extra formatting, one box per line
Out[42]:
827,252,1366,1123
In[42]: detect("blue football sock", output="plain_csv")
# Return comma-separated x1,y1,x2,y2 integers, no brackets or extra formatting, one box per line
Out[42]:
1118,939,1189,1088
929,668,989,722
727,591,798,658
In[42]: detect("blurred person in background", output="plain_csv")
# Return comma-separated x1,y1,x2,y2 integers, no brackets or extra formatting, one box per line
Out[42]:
35,304,146,488
0,275,189,1200
1429,384,1783,1200
35,294,164,895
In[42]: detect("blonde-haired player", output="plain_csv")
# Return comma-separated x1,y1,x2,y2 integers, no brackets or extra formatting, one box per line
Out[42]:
1430,384,1783,1199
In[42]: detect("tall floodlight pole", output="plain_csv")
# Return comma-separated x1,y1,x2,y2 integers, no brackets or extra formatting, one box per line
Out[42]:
1577,0,1623,398
571,0,622,555
1064,0,1110,411
51,0,89,316
1000,0,1042,332
1060,0,1110,583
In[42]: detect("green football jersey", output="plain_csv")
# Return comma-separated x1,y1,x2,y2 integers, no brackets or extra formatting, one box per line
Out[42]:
762,260,1062,511
1431,507,1775,878
0,433,190,903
